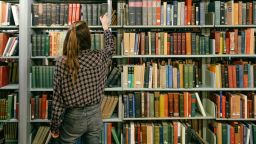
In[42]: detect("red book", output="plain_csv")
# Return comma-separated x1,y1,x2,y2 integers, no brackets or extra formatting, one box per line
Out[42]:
247,100,252,118
155,0,161,25
173,93,179,117
234,29,238,54
177,33,182,55
107,123,112,144
75,4,81,21
228,65,233,88
68,4,73,25
16,103,19,120
168,93,174,116
181,33,186,55
245,29,251,54
0,33,9,56
30,98,35,120
184,92,188,117
222,95,226,118
173,33,178,55
232,65,237,88
0,66,9,87
41,94,47,119
215,32,220,54
188,93,191,117
72,4,76,24
230,124,235,144
226,32,230,54
173,122,178,144
137,124,141,144
186,0,192,25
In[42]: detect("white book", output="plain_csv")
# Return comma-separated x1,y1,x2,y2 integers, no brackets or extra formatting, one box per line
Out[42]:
11,4,19,26
195,92,206,117
130,122,135,144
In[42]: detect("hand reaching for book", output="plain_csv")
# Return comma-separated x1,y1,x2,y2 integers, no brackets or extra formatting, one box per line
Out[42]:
100,13,109,31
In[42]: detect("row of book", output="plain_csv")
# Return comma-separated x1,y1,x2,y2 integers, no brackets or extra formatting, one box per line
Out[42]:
31,66,54,89
0,33,19,57
123,121,205,144
105,66,122,88
212,92,256,119
32,126,50,144
0,62,18,87
127,0,256,26
123,62,197,89
202,62,256,88
101,95,119,119
2,123,18,141
123,92,208,118
123,28,255,56
31,32,119,56
31,32,66,57
0,93,18,120
100,123,121,144
0,2,19,26
122,60,256,89
213,122,256,144
32,3,109,26
30,94,52,120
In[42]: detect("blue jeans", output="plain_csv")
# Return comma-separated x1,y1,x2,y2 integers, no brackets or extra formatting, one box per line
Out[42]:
59,104,102,144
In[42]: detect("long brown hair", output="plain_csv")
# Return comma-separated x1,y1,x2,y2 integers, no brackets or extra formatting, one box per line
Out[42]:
63,21,91,83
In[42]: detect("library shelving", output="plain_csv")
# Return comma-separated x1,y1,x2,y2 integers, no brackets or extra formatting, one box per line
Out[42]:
11,0,256,143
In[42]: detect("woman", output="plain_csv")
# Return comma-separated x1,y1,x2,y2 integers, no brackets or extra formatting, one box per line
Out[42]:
50,14,114,144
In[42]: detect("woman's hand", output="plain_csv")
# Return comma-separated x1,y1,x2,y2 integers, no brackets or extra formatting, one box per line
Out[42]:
50,131,59,138
100,13,109,31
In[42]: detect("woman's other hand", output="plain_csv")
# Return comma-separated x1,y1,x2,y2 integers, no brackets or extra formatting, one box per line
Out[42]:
100,13,109,31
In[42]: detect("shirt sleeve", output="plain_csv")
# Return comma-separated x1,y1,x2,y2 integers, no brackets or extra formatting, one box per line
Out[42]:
102,29,115,60
50,60,65,135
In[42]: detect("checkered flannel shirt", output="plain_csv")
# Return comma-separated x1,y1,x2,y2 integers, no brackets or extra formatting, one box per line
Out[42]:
50,30,114,134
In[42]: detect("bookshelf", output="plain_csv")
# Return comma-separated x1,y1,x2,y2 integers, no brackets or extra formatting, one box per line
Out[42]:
12,0,256,143
0,0,20,143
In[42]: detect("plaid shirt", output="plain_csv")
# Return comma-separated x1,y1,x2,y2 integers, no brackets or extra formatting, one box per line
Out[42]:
50,30,114,134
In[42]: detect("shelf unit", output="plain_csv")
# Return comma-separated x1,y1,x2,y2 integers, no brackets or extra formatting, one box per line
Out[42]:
0,1,21,143
14,0,256,143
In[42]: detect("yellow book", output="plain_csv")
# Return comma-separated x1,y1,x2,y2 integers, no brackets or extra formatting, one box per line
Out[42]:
179,63,184,88
123,33,130,56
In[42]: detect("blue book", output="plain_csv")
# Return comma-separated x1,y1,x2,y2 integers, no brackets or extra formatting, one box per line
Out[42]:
166,4,171,25
248,64,251,88
173,0,178,25
238,65,243,88
160,125,163,144
241,31,245,54
220,91,222,118
132,94,135,118
168,65,173,88
166,65,169,88
104,123,107,144
123,95,128,118
227,124,230,144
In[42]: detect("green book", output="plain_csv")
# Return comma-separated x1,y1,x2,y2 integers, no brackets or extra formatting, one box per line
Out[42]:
44,34,50,56
154,124,160,144
41,66,45,88
32,66,36,88
39,66,43,88
111,127,120,144
94,34,100,50
162,122,169,144
149,93,155,117
188,64,194,88
7,94,13,119
222,123,227,144
196,34,200,55
179,93,184,117
160,32,164,55
184,64,189,88
169,123,174,144
36,35,41,56
41,34,45,56
35,66,39,88
32,35,37,56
